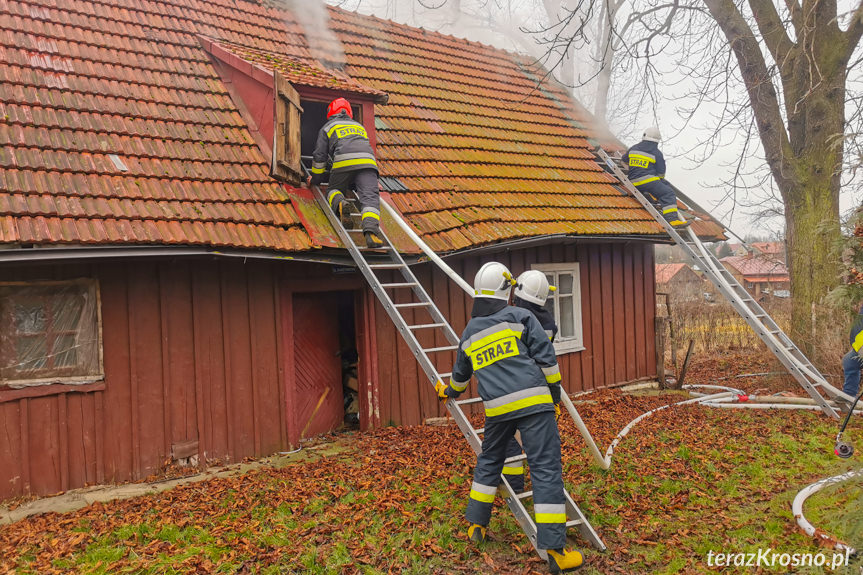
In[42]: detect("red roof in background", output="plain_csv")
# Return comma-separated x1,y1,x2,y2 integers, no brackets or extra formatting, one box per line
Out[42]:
720,255,789,280
2,0,720,255
654,263,699,284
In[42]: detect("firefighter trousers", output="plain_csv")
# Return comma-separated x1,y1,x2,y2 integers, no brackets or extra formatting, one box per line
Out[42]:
634,179,680,219
327,168,381,233
503,436,525,493
465,410,566,550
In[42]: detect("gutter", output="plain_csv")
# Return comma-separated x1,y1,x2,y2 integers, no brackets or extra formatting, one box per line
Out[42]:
429,233,670,261
0,245,358,266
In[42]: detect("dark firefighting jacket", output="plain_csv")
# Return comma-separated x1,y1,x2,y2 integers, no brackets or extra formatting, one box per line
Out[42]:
310,112,377,185
851,304,863,354
621,140,666,186
514,297,558,342
446,301,562,423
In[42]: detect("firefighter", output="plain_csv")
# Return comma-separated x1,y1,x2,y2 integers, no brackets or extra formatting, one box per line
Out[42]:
622,127,690,228
435,262,584,573
308,98,385,248
839,302,863,413
503,269,560,493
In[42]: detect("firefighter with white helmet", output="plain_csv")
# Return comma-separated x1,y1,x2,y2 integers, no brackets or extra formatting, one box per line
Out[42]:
503,269,561,494
621,126,690,228
435,261,584,573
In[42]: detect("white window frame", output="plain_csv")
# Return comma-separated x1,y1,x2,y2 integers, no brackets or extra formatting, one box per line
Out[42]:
531,263,584,355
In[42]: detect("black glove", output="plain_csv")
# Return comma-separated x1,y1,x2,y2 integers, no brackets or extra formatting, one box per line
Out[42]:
549,384,561,405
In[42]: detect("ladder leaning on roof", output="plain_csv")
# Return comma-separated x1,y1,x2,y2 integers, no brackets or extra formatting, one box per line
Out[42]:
298,158,606,558
592,146,851,420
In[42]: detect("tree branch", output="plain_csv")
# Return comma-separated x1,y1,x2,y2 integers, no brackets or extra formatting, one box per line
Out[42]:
702,0,795,192
783,0,802,36
746,0,795,66
845,0,863,57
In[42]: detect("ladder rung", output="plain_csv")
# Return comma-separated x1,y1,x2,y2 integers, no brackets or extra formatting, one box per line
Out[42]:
394,302,431,308
369,263,405,269
566,519,584,528
357,246,393,251
381,282,418,288
474,427,484,434
504,454,527,465
437,372,452,379
517,490,533,500
454,396,483,406
408,323,447,330
423,345,457,353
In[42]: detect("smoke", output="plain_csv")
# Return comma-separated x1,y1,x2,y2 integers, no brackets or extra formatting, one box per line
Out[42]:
282,0,346,70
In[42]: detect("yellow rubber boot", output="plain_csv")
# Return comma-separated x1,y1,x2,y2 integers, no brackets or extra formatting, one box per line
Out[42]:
467,524,488,543
547,548,584,573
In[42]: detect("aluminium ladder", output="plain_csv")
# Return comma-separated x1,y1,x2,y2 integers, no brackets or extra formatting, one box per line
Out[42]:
300,165,606,557
593,146,851,419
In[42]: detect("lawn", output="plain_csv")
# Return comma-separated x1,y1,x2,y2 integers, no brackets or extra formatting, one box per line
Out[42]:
1,353,861,574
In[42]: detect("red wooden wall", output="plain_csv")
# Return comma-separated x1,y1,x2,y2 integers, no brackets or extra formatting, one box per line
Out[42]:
0,257,366,499
373,240,657,426
0,240,655,499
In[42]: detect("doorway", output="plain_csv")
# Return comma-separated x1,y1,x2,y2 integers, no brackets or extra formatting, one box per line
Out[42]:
291,290,360,440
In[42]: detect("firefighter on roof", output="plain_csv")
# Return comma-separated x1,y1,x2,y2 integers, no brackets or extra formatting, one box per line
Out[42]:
622,126,690,228
308,97,385,248
435,262,584,573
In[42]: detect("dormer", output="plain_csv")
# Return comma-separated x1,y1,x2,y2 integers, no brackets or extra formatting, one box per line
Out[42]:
198,36,388,186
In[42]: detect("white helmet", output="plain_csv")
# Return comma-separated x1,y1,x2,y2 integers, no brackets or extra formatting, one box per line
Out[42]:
474,262,514,300
515,270,556,305
643,126,662,142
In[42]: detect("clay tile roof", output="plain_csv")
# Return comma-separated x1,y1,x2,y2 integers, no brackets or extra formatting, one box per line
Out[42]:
202,36,388,103
655,263,688,284
721,255,789,279
325,7,667,251
4,0,724,254
2,0,314,252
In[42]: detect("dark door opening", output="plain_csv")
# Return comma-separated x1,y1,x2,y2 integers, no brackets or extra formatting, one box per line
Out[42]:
335,290,360,429
300,99,364,165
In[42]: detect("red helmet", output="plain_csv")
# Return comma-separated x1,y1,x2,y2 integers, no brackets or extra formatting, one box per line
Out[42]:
327,98,352,118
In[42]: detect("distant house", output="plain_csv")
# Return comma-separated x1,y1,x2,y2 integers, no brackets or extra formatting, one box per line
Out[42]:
655,263,704,300
0,0,725,499
749,242,786,263
720,255,790,298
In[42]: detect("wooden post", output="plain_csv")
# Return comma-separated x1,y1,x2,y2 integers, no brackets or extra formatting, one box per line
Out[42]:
655,317,667,388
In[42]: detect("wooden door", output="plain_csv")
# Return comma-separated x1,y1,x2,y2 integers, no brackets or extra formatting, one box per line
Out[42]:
292,293,343,439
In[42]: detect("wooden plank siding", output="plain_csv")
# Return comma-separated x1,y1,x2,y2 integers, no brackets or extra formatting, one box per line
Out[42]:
0,258,362,499
0,241,656,499
372,241,657,426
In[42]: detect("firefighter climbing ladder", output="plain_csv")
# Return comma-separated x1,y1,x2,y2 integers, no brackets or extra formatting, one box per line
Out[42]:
300,161,606,558
593,146,851,420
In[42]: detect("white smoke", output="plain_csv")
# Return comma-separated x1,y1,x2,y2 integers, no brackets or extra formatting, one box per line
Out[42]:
283,0,346,69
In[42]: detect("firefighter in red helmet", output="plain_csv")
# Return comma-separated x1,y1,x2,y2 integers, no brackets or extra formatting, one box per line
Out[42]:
308,98,384,247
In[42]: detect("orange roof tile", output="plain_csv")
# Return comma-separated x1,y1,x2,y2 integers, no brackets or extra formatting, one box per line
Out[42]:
4,0,713,255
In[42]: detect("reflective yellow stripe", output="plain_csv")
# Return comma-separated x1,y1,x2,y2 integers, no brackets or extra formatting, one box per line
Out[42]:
361,212,380,220
311,167,325,174
332,158,377,170
545,372,562,384
662,207,678,215
502,465,523,475
535,513,567,523
464,329,522,355
632,176,661,186
450,377,469,392
854,331,863,352
327,190,344,203
485,394,553,417
469,489,495,503
327,123,362,138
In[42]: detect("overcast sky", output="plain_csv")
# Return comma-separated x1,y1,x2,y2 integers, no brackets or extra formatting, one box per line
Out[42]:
325,0,861,240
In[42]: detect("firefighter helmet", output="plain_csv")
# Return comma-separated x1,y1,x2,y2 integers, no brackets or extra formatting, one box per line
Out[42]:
474,262,514,300
643,126,662,143
514,270,556,306
327,98,353,118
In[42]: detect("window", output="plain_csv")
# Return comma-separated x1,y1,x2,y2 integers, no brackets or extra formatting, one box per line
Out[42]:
532,263,584,354
0,279,102,388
